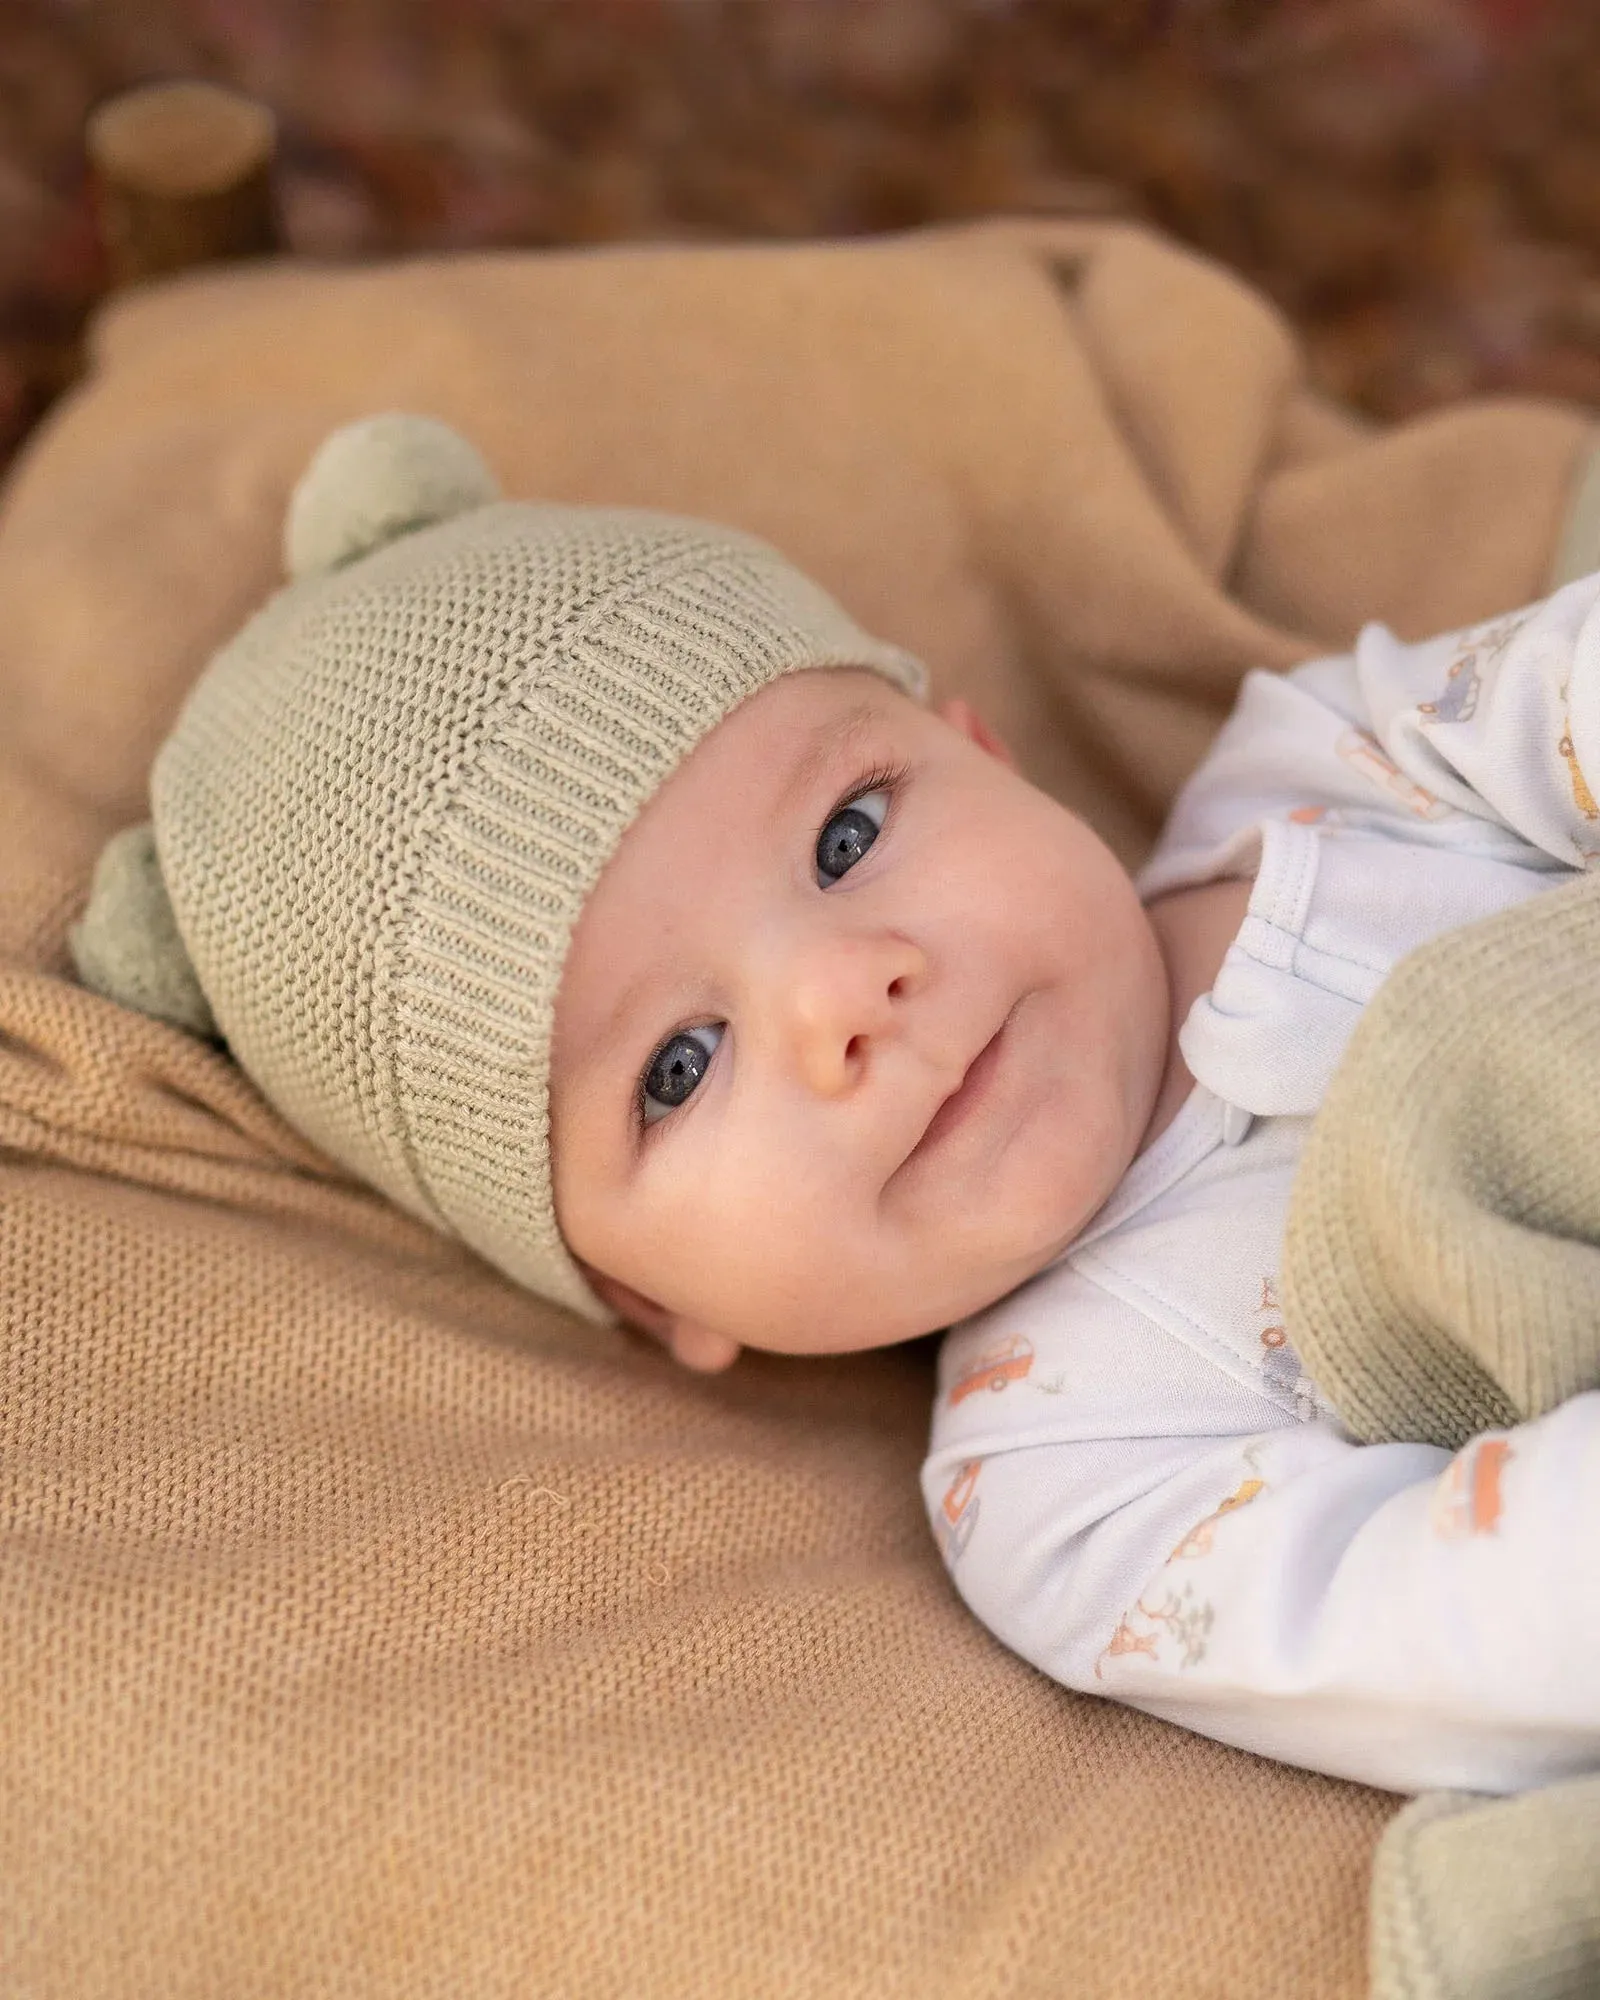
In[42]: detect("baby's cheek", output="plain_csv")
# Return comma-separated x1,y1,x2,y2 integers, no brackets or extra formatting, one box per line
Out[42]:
691,1189,861,1336
657,1113,896,1334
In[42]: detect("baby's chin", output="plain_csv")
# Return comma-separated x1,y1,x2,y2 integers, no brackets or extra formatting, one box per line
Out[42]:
675,1179,1103,1356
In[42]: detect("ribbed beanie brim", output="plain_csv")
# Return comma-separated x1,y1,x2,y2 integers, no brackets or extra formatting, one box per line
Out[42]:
151,499,926,1321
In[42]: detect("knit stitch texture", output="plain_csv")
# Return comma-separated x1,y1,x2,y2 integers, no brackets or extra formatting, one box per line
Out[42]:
1282,868,1600,1451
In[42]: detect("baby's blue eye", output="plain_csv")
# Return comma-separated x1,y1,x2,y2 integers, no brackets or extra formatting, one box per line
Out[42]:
816,787,890,884
640,1022,723,1125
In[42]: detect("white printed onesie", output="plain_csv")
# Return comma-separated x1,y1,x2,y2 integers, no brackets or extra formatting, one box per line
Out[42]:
923,572,1600,1796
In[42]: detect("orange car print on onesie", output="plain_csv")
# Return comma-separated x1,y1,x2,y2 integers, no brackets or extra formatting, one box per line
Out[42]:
935,1459,982,1565
1430,1436,1514,1540
948,1335,1034,1406
1336,729,1450,821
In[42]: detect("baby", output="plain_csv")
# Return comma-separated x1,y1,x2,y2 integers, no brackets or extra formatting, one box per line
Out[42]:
76,415,1600,1802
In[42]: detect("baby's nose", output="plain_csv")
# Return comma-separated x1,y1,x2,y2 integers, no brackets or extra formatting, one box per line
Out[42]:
782,929,925,1097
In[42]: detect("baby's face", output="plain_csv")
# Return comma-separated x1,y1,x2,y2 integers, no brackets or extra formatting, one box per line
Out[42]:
550,667,1168,1368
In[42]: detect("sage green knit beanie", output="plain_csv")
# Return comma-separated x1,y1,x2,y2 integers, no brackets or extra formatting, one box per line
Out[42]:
71,414,928,1323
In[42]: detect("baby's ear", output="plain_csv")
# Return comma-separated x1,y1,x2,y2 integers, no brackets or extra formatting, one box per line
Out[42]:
937,696,1017,771
580,1265,742,1374
661,1321,742,1374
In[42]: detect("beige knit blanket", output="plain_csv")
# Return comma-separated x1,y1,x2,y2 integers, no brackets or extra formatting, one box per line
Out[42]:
1284,874,1600,1999
2,217,1596,1997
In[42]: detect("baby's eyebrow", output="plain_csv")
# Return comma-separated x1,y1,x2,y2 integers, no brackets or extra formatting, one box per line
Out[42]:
774,696,882,821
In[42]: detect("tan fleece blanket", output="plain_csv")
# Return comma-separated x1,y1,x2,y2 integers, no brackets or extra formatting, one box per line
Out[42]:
1,218,1594,1998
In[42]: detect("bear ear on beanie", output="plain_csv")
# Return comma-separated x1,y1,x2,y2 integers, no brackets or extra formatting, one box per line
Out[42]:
69,822,218,1038
283,412,501,580
67,415,501,1039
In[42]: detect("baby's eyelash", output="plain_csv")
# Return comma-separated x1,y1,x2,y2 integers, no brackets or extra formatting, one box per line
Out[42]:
827,758,910,829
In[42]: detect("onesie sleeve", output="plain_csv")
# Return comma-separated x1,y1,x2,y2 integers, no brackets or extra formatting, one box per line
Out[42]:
1344,568,1600,871
1140,568,1600,900
926,1380,1600,1796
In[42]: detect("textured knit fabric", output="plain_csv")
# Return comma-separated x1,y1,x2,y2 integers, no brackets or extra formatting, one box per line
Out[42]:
149,485,924,1322
1368,1782,1600,2000
283,409,500,577
0,943,1393,2000
9,218,1599,1997
927,576,1600,1798
1283,870,1600,1451
69,820,218,1036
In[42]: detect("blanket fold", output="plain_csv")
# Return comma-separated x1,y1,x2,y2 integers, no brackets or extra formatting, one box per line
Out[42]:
3,219,1589,870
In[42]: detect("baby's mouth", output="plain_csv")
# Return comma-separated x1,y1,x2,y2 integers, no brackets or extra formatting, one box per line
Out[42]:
901,1001,1018,1170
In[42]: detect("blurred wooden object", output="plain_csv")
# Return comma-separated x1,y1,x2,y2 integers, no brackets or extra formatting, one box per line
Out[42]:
87,81,279,287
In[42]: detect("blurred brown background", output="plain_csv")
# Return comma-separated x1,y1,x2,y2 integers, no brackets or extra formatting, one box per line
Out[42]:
4,0,1600,477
